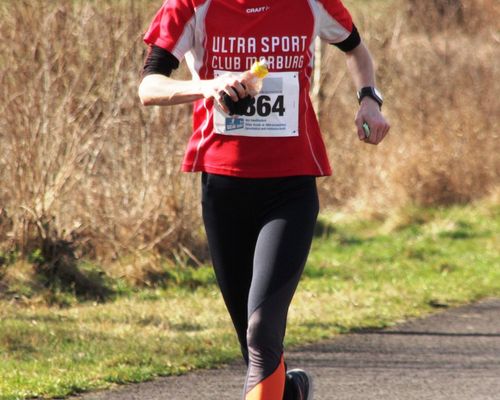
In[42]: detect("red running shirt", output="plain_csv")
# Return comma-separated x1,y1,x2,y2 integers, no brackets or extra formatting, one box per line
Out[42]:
144,0,355,178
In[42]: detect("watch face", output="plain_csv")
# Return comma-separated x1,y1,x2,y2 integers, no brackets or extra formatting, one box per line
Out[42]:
373,87,383,101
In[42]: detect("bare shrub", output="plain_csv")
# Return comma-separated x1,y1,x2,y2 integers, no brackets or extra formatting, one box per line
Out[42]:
405,0,499,32
407,0,464,29
0,0,498,276
0,0,202,270
317,0,499,214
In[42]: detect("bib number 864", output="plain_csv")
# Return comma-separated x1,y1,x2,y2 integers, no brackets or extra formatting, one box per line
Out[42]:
243,95,285,117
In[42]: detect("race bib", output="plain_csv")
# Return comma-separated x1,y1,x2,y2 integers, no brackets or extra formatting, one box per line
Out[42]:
213,71,299,137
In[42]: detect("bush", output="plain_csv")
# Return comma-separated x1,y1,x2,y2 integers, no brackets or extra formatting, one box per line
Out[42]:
0,0,498,271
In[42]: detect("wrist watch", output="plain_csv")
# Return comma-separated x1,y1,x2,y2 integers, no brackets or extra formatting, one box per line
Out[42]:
357,86,383,108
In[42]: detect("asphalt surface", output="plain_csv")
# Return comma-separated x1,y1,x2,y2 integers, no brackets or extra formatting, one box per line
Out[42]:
75,298,500,400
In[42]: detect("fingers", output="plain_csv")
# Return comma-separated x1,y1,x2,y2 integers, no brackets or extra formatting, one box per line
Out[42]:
210,73,252,115
363,119,390,145
203,74,247,114
216,74,247,102
355,102,391,145
355,116,367,141
222,84,240,102
231,81,246,99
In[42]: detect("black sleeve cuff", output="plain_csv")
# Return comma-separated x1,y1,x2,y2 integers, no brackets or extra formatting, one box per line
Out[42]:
143,45,180,77
331,25,361,52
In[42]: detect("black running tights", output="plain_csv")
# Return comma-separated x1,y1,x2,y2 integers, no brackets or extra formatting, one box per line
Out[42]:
201,173,319,400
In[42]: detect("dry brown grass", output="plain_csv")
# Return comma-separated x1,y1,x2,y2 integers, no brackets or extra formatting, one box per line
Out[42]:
317,0,500,214
0,0,498,273
0,0,202,266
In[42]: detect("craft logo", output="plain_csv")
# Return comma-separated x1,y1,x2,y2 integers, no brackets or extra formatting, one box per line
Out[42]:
246,6,270,13
226,117,244,131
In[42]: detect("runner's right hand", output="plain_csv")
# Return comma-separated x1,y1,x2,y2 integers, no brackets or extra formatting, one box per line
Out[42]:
201,73,247,113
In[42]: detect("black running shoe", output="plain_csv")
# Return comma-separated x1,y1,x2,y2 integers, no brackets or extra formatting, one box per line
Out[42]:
286,368,314,400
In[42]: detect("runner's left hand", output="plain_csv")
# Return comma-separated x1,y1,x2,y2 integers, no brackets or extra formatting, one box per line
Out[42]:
355,98,390,145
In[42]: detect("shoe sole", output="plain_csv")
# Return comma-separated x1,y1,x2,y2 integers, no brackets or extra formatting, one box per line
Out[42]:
287,368,314,400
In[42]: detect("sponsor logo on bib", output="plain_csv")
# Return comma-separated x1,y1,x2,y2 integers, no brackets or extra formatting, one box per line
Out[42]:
225,118,244,131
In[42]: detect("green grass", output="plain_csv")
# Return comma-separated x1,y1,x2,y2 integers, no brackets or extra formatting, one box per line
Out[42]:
1,202,499,399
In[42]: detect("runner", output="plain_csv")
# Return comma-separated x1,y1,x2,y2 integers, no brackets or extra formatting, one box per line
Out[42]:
138,1,390,399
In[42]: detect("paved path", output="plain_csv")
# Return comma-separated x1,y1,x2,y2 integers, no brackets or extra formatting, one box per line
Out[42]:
75,298,500,400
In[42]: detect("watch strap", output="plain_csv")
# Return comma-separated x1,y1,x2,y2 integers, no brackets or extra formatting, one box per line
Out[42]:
357,86,383,108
